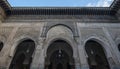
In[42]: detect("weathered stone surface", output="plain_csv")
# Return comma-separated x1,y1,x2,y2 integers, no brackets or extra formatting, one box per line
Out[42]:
0,5,120,69
0,0,120,68
0,21,119,69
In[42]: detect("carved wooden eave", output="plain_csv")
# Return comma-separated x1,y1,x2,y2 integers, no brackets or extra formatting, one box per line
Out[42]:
0,0,11,12
0,0,120,16
9,7,111,15
110,0,120,15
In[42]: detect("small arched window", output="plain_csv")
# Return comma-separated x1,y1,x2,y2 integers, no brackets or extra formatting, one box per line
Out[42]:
118,44,120,52
0,42,3,51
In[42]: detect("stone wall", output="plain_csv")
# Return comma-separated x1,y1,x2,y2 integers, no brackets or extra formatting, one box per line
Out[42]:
0,19,120,69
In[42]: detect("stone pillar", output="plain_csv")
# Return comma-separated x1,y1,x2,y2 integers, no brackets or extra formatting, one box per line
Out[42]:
76,23,89,69
74,57,81,69
78,42,89,69
31,39,45,69
72,38,81,69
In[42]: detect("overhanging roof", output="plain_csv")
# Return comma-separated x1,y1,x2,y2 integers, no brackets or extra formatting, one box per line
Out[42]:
0,0,11,11
10,7,111,15
0,0,120,15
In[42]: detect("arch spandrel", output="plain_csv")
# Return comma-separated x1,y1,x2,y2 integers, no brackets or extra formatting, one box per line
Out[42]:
46,25,74,39
41,22,78,37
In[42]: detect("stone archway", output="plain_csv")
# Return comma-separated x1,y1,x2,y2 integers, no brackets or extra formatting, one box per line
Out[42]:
9,39,35,69
85,40,110,69
45,40,75,69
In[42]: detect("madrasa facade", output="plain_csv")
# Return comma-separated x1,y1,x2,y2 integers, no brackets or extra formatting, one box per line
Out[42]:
0,0,120,69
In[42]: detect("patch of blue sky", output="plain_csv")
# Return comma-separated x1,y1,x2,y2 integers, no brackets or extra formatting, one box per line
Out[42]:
7,0,114,7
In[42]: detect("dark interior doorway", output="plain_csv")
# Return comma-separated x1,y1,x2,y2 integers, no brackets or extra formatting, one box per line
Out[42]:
57,63,63,69
13,53,25,69
85,40,110,69
9,39,35,69
45,40,74,69
118,44,120,52
0,42,3,52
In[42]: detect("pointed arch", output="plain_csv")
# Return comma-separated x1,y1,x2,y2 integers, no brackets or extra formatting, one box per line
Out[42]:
45,40,75,69
85,40,110,69
9,39,36,69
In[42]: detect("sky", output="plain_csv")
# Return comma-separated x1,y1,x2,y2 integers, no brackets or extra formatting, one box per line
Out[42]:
8,0,114,7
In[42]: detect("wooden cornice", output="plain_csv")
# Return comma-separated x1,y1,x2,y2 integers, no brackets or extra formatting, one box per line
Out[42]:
0,0,119,15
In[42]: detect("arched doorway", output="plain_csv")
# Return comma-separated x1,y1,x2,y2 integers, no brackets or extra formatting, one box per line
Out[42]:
0,42,3,52
45,40,75,69
85,40,110,69
9,39,35,69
